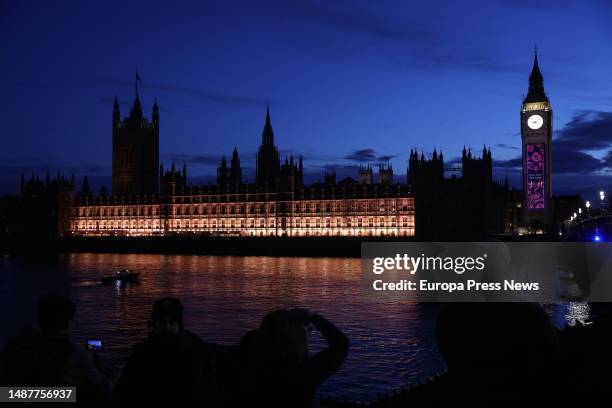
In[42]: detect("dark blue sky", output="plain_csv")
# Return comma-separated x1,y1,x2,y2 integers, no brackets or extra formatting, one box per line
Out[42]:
1,0,612,203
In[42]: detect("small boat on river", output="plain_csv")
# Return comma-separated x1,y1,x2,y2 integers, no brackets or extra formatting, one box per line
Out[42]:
101,269,140,283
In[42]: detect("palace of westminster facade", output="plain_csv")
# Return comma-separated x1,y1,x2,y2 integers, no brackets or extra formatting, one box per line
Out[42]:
16,54,558,239
65,100,416,237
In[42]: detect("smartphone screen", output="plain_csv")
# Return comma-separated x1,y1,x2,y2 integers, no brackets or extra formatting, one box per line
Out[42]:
86,339,103,351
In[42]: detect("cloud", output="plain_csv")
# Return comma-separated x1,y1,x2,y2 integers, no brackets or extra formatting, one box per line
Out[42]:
553,149,604,174
269,1,515,74
603,150,612,170
341,149,398,163
396,52,519,74
88,78,269,107
494,157,522,170
377,154,398,162
492,110,612,192
550,110,612,176
286,1,437,45
555,111,612,152
344,149,377,162
495,143,520,151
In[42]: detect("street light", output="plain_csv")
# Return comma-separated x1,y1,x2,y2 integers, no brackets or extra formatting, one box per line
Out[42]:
600,190,606,202
586,201,591,209
579,208,582,214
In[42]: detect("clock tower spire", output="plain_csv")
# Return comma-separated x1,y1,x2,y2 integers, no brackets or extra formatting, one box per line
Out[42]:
525,48,548,104
520,49,553,232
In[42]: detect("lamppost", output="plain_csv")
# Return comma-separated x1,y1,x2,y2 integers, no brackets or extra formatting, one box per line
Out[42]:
600,190,606,211
586,201,591,217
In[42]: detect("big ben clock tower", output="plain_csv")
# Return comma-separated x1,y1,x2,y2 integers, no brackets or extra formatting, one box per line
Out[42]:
521,50,553,231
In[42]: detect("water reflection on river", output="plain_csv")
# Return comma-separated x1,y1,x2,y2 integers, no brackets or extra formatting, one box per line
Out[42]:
0,253,586,400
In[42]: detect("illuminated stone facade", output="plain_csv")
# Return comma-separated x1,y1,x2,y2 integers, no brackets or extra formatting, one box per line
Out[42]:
63,98,415,238
66,186,415,237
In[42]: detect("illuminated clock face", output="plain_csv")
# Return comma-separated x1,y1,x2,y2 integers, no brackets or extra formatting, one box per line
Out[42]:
527,114,544,130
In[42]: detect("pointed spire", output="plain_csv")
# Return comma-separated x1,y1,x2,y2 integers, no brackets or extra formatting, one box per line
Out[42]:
113,96,120,124
135,71,141,99
525,47,548,103
129,71,143,118
262,104,274,145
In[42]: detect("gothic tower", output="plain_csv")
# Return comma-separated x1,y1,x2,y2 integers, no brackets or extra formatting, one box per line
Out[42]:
521,50,553,229
255,105,281,187
217,156,229,185
112,75,159,195
229,147,242,184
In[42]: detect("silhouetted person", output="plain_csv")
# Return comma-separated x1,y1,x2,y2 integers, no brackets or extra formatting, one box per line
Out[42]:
1,295,111,403
435,303,560,407
115,297,215,406
241,309,349,408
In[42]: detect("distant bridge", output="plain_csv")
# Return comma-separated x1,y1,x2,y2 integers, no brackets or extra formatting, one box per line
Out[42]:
565,212,612,242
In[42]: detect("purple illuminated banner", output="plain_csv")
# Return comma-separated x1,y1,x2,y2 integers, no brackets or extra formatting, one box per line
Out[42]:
526,143,545,209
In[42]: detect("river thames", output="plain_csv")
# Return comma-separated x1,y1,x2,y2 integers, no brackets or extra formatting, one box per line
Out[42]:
0,253,588,400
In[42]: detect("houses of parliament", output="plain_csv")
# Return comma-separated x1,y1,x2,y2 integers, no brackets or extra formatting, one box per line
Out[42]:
12,52,562,239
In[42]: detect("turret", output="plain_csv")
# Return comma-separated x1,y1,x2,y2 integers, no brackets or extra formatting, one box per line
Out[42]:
217,156,228,185
152,98,159,127
81,176,91,196
113,96,120,125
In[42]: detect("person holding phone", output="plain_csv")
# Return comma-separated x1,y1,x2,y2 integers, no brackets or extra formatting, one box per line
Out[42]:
1,295,112,402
